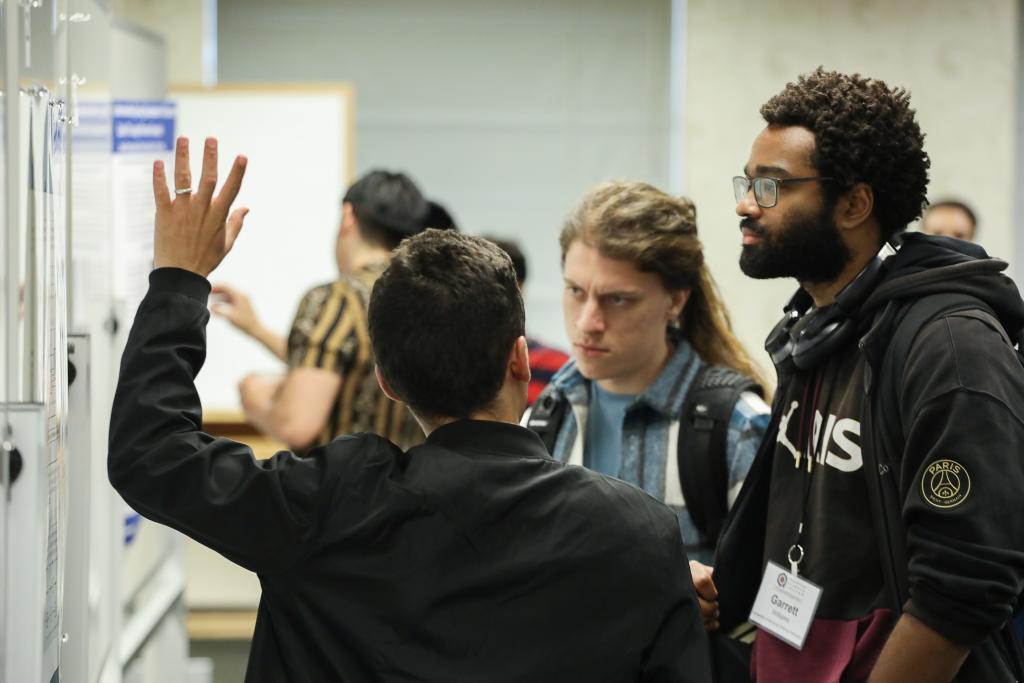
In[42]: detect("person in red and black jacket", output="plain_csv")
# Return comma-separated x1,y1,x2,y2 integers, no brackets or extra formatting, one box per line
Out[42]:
487,237,570,406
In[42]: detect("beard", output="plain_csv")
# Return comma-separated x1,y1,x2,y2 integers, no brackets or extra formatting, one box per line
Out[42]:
738,201,851,283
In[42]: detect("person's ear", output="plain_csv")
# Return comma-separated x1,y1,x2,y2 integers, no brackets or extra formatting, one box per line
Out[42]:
509,336,531,383
339,202,357,236
668,289,690,322
375,365,401,402
835,182,874,230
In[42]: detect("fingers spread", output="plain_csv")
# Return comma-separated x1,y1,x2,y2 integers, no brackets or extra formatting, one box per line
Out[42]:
217,155,248,209
196,137,218,204
152,160,171,211
224,207,250,253
174,136,192,194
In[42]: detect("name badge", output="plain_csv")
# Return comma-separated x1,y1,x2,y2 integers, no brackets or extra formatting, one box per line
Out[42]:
748,561,823,650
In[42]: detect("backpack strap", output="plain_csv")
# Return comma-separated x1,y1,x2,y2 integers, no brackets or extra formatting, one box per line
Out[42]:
529,365,764,553
678,365,762,551
525,391,570,454
864,294,1002,608
862,292,1024,679
881,293,1006,383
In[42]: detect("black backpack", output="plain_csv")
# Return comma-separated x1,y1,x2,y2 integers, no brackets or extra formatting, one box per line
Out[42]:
527,364,762,552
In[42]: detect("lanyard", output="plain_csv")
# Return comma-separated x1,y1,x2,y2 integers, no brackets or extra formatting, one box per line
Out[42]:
788,370,826,576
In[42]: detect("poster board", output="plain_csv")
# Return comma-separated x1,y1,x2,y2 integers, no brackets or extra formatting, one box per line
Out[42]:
172,84,355,412
4,86,69,683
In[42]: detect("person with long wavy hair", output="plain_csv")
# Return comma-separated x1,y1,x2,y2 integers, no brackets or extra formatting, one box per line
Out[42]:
528,180,770,565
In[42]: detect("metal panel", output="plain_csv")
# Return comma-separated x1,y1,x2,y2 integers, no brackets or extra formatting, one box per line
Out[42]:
3,3,71,681
2,404,50,683
0,1,14,678
62,334,91,683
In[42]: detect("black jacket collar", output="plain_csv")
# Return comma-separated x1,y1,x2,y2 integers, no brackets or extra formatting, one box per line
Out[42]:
422,419,554,460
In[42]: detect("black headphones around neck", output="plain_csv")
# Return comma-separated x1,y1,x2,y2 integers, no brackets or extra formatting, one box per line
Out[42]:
765,256,887,374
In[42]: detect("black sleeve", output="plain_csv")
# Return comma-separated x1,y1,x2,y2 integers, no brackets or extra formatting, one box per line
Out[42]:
641,515,712,683
899,313,1024,645
108,268,343,574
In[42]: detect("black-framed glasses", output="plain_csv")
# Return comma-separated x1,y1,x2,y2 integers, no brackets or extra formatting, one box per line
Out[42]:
732,175,834,208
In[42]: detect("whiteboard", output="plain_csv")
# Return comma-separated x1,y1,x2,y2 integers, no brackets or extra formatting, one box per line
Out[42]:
173,85,355,411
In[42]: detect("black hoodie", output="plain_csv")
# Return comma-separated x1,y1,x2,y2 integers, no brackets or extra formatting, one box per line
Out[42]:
862,232,1024,331
716,233,1024,681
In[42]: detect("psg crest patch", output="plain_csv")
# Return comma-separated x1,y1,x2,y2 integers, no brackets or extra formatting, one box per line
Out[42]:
921,459,971,509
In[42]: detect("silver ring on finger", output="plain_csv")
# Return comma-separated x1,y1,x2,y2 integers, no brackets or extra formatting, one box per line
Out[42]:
175,187,193,195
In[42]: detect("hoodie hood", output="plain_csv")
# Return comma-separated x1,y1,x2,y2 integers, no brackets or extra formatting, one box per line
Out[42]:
861,232,1024,338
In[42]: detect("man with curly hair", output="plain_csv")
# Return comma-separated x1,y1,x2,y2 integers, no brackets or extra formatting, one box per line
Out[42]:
690,68,1024,682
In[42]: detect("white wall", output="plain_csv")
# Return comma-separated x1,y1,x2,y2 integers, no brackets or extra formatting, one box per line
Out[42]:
112,0,209,86
217,0,673,348
685,0,1019,379
111,20,169,99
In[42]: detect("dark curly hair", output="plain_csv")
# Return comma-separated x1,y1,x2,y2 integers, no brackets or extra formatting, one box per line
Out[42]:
760,67,930,241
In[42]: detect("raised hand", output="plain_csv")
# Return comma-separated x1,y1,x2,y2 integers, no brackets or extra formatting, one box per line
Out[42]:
153,136,249,278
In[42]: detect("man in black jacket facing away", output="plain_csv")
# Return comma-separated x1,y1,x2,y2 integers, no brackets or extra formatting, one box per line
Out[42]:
108,137,710,682
690,68,1024,682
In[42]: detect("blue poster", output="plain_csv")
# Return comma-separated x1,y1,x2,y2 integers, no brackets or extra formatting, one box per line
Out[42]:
112,100,175,153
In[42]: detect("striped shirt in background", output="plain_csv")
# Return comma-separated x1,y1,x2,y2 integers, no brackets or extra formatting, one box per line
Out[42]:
287,263,423,450
536,339,770,564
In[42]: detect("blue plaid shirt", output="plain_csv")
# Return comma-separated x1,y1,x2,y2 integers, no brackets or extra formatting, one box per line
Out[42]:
536,340,770,564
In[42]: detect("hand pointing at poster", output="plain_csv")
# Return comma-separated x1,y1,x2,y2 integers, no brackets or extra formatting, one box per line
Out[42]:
153,136,249,278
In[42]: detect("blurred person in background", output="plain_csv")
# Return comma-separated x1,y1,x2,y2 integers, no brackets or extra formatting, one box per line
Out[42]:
486,236,570,406
213,170,437,452
919,199,977,242
527,181,771,566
